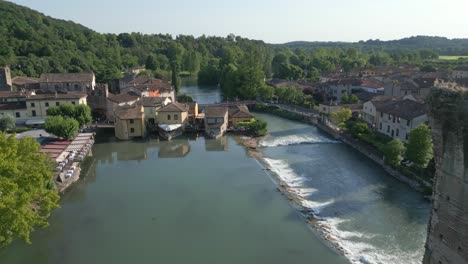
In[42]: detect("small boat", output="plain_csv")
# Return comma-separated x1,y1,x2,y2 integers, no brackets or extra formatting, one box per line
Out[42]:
158,124,184,140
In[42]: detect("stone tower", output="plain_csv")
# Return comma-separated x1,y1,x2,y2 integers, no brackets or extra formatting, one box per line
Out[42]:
0,66,12,91
423,86,468,264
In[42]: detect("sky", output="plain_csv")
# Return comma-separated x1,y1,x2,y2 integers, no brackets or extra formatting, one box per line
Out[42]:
9,0,468,44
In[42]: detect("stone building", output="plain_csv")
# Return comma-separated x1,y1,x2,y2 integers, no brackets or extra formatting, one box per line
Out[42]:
39,72,95,92
11,76,40,90
0,66,12,91
113,103,145,140
423,86,468,264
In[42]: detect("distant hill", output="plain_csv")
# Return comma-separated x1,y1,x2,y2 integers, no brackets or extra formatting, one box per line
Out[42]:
276,36,468,55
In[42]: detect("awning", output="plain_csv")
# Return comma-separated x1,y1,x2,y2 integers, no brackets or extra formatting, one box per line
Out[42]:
25,118,46,125
158,124,182,132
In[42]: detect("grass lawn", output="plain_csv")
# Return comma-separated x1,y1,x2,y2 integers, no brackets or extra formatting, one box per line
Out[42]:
438,55,468,60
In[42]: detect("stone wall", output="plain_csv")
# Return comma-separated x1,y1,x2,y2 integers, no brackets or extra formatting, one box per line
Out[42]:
423,88,468,264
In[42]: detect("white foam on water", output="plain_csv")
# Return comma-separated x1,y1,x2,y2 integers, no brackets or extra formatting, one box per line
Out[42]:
263,157,422,264
263,158,307,187
260,134,339,147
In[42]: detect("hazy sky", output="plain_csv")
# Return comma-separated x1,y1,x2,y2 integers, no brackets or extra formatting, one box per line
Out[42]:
9,0,468,43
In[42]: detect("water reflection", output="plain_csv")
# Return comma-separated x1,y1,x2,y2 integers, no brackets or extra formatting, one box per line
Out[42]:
158,138,191,158
205,135,229,152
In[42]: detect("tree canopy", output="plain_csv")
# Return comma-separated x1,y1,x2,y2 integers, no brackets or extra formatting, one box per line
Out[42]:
0,115,15,132
406,124,433,168
46,104,92,127
0,133,59,248
44,116,79,139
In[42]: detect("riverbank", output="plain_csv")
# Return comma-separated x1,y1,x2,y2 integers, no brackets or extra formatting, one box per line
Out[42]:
251,105,433,195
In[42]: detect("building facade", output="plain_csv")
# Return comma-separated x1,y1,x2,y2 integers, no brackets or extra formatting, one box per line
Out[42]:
0,67,12,91
39,72,95,92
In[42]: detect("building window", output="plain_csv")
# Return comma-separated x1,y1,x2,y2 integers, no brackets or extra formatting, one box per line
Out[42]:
56,102,60,106
391,130,394,137
54,85,59,90
32,110,36,117
380,112,383,117
15,112,20,118
405,133,409,140
379,123,382,130
130,128,135,133
388,114,391,120
387,125,390,133
45,102,50,107
167,115,171,120
174,114,178,120
393,115,396,123
71,101,76,105
74,84,79,90
30,102,35,107
129,119,134,124
397,117,400,123
396,129,399,137
407,120,410,126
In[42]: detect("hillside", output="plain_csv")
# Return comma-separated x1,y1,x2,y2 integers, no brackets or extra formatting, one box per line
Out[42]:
0,1,272,82
278,36,468,55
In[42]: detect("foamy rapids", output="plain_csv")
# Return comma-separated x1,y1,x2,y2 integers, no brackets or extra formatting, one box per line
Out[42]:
262,157,421,264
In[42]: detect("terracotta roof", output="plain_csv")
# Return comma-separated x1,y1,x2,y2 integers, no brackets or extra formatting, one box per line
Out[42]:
354,91,378,102
128,75,152,86
361,79,384,89
228,105,253,118
0,102,26,110
0,90,34,98
141,97,169,107
107,92,140,103
40,72,94,83
12,76,39,85
157,102,189,112
204,106,228,118
27,92,87,100
376,99,428,120
113,103,143,120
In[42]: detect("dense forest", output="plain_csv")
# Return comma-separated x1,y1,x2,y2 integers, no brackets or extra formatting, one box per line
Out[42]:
279,36,468,55
0,1,467,99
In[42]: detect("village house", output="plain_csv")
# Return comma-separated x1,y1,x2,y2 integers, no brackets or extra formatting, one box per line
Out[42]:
11,76,40,90
26,92,88,120
451,66,468,79
376,99,428,142
0,66,12,91
318,102,362,123
156,102,189,126
142,96,172,125
383,76,435,99
204,106,228,139
120,76,176,101
113,103,146,140
0,91,88,125
106,92,140,122
228,105,254,127
39,72,96,92
319,78,362,103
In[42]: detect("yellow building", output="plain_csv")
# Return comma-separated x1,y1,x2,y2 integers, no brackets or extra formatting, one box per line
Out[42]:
26,92,88,118
142,96,172,125
156,102,189,126
114,103,146,140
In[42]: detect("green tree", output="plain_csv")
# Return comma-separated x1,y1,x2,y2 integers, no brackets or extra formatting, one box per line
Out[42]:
0,115,15,132
44,116,79,139
257,84,274,100
236,46,265,99
341,92,350,104
406,124,433,168
383,139,406,166
330,108,352,128
145,54,158,71
46,104,91,127
0,133,60,248
349,94,359,104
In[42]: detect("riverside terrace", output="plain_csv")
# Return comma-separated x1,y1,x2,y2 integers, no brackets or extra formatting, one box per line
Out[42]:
39,133,95,192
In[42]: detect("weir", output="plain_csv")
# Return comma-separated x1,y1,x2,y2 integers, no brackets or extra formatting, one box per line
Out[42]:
424,86,468,264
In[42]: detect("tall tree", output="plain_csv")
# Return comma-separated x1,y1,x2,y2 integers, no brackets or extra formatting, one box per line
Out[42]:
0,134,60,248
406,124,433,168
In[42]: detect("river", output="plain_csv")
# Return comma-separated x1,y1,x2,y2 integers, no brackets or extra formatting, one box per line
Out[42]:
0,81,430,264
